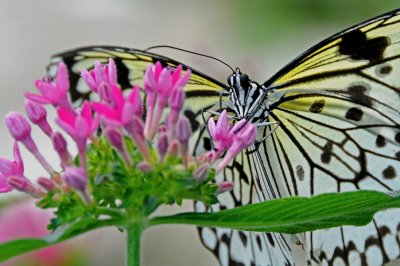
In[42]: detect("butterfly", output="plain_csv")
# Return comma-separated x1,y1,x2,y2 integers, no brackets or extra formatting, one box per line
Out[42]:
48,8,400,266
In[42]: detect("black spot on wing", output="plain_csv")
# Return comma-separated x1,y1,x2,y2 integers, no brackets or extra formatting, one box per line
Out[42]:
338,29,389,62
396,151,400,160
376,135,386,147
62,56,90,103
255,235,262,250
266,233,275,247
321,142,333,164
345,107,364,121
203,137,211,151
383,166,396,179
395,132,400,144
296,165,305,181
377,64,393,76
239,231,248,246
113,58,132,90
309,99,325,113
183,110,200,132
347,85,372,106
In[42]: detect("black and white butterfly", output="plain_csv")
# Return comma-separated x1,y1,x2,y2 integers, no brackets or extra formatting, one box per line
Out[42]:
48,8,400,266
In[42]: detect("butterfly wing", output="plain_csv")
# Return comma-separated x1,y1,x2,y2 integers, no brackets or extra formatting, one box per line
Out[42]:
260,8,400,265
50,46,295,265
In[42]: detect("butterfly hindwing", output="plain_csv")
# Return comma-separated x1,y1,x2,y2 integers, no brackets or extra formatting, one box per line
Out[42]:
260,8,400,265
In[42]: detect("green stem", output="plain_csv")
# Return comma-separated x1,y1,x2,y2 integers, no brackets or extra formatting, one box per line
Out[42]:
127,221,143,266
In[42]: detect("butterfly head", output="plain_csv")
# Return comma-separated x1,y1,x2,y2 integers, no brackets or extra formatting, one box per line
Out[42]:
226,68,268,121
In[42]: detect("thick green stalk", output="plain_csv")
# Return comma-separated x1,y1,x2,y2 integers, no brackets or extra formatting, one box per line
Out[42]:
126,220,144,266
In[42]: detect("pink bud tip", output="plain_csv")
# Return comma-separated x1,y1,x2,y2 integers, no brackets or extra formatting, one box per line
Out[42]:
167,140,179,157
24,99,47,124
194,163,210,182
52,132,68,153
64,167,88,192
105,128,124,151
8,176,44,198
37,177,57,191
157,132,169,161
170,88,185,111
137,161,152,173
5,112,32,141
175,116,192,145
217,181,233,194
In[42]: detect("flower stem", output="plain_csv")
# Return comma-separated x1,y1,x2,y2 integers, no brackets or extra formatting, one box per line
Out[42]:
127,220,144,266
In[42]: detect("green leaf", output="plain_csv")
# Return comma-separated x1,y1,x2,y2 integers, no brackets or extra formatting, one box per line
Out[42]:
148,190,400,233
0,217,123,263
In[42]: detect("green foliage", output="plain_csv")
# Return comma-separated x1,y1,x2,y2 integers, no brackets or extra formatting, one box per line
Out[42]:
2,190,400,262
149,190,400,234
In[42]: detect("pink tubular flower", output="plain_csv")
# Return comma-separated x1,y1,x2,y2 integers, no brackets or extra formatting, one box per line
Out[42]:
5,112,54,174
92,85,143,128
216,120,257,173
25,62,72,110
208,110,234,161
24,100,53,137
51,132,72,168
217,181,233,194
0,142,24,193
143,62,191,141
81,59,117,93
56,101,99,168
57,101,98,152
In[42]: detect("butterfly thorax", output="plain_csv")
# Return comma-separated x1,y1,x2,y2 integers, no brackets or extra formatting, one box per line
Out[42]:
227,68,270,123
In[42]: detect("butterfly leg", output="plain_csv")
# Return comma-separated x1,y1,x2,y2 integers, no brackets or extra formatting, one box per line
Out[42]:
247,121,281,154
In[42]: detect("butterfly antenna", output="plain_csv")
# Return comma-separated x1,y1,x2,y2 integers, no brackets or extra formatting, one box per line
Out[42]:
145,45,235,73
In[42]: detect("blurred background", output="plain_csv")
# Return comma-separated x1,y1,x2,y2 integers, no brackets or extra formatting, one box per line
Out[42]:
0,1,398,265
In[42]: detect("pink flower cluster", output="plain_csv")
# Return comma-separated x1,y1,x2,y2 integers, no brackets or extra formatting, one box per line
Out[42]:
0,59,257,200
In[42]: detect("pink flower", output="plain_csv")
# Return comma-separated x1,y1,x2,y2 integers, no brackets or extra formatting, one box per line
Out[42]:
92,85,143,128
57,101,99,152
143,62,191,140
208,110,234,160
216,120,257,173
81,59,117,93
24,62,72,110
0,142,24,193
56,101,99,169
0,200,72,266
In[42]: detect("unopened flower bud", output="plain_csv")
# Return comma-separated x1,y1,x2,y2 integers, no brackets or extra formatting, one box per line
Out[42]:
194,163,210,182
52,132,72,167
5,112,53,174
37,177,57,191
8,176,44,198
198,152,214,164
175,116,192,145
157,132,168,162
98,83,113,102
217,181,233,194
64,167,87,192
105,127,124,151
170,88,185,111
137,161,152,173
5,112,32,142
167,140,179,157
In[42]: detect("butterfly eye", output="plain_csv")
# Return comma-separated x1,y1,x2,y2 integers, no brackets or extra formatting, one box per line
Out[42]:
227,73,236,86
240,73,250,89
